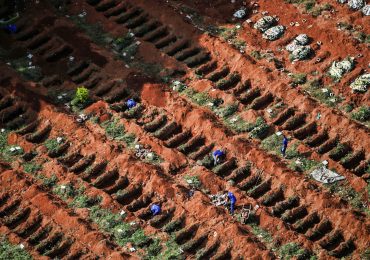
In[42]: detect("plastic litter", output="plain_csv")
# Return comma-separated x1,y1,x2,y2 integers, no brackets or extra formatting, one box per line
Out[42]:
310,166,345,184
233,9,247,19
348,0,365,10
350,73,369,93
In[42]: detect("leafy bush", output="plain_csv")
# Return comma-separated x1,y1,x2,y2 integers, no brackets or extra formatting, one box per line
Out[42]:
351,106,370,122
0,236,32,260
71,87,89,107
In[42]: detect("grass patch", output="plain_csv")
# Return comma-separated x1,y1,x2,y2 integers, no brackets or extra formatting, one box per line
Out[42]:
101,117,136,146
351,106,370,122
0,236,32,260
44,138,61,153
9,57,43,81
325,181,368,214
278,242,312,259
70,16,109,46
37,174,58,188
303,80,343,108
22,162,42,174
184,175,202,189
289,73,307,85
0,130,24,161
249,117,270,139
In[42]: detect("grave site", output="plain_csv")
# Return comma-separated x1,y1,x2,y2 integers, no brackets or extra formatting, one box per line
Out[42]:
0,0,369,259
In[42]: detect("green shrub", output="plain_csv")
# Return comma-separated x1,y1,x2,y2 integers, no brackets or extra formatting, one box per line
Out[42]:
351,106,370,122
101,118,126,140
71,87,89,107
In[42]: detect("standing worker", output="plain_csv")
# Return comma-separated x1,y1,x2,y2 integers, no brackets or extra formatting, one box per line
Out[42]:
212,149,225,166
150,204,161,216
227,191,236,215
126,98,137,109
281,135,288,157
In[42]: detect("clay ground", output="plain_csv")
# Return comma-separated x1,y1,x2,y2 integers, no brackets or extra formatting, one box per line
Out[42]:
0,0,369,259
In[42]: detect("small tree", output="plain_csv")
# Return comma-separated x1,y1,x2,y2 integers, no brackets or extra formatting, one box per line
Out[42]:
71,86,89,107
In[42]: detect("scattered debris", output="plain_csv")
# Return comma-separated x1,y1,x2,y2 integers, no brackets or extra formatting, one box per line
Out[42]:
362,4,370,15
347,0,365,10
76,113,88,123
209,193,228,206
310,166,345,183
350,73,369,93
328,57,355,79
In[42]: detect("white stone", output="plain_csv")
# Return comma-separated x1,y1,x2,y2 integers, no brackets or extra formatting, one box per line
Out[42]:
9,147,16,152
69,56,74,62
129,221,136,226
57,95,63,99
135,144,141,149
135,41,141,45
57,137,63,143
27,53,33,59
234,9,246,19
146,152,154,159
120,210,126,215
276,131,282,136
19,244,25,249
1,129,5,133
322,160,328,165
321,88,329,93
129,247,136,252
61,185,66,189
16,146,21,150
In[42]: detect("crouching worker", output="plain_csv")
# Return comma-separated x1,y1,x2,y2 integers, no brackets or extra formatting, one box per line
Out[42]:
150,203,161,216
226,191,236,215
212,149,225,166
126,98,137,109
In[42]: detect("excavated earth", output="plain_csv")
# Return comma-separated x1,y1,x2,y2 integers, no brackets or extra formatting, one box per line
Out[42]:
0,0,369,259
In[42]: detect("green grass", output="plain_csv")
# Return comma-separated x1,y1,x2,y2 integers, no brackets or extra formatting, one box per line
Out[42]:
184,175,202,189
44,138,61,153
289,73,307,85
70,16,109,46
9,58,42,81
278,242,312,259
0,130,24,161
101,117,135,146
325,181,368,214
156,236,184,260
249,117,270,139
303,80,343,108
23,162,42,174
250,50,263,60
351,106,370,122
37,174,58,188
0,236,32,260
